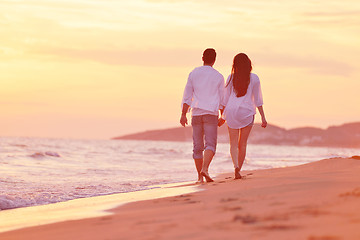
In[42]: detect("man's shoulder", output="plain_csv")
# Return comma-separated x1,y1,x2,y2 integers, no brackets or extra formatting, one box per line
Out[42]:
211,68,224,80
188,66,203,77
199,66,223,78
190,66,224,80
190,66,203,73
213,68,224,77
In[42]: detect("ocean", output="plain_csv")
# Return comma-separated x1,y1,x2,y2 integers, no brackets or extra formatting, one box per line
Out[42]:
0,137,359,211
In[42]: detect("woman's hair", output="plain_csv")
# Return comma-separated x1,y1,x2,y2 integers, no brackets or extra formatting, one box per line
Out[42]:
226,53,252,97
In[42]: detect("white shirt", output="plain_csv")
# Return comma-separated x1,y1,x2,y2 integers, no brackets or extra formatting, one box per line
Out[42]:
181,65,225,116
223,73,263,128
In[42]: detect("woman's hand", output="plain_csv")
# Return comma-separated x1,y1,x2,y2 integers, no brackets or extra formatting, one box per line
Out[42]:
257,106,267,128
261,119,267,128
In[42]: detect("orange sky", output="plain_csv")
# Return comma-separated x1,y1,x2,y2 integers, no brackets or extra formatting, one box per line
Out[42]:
1,0,360,139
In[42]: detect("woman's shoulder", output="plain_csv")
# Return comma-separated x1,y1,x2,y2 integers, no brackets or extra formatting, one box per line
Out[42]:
225,74,233,84
250,73,260,82
250,72,259,79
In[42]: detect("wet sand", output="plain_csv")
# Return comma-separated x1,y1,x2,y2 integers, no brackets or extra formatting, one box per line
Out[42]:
1,157,360,240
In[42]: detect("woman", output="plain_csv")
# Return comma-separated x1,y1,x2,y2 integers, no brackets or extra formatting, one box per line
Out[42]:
221,53,267,179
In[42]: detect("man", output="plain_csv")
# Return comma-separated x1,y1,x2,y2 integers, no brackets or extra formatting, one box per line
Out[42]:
180,48,225,183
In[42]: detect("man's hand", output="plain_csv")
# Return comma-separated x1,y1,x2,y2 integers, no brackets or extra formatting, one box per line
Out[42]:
180,115,188,127
218,117,225,127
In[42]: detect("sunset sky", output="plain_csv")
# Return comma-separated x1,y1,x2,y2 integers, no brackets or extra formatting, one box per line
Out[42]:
1,0,360,139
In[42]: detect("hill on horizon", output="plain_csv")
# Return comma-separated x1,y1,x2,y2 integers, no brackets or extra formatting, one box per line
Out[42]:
113,122,360,148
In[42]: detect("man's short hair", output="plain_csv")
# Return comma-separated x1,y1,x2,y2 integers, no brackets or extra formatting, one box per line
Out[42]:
203,48,216,64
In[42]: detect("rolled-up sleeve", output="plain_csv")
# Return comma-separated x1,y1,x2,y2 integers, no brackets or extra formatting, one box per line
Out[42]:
181,73,193,109
253,77,263,107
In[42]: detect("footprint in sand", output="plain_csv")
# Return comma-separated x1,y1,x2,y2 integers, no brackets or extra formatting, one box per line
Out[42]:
263,213,290,221
259,224,298,231
183,198,201,204
339,188,360,197
223,206,242,211
169,194,193,202
178,194,193,198
221,198,239,202
233,214,258,224
307,236,341,240
100,216,113,221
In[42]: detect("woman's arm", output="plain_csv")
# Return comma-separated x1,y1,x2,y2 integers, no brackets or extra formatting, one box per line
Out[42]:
257,105,267,128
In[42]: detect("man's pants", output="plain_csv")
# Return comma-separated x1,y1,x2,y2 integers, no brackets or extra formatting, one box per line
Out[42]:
191,114,218,159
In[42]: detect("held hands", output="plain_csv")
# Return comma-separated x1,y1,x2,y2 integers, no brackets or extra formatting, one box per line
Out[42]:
180,114,188,127
218,117,225,127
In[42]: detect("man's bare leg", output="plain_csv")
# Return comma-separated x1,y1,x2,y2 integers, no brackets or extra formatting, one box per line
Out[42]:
201,149,215,182
194,158,204,183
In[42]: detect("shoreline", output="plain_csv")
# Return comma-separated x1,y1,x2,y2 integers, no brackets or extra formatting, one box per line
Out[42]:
0,181,200,233
1,157,360,239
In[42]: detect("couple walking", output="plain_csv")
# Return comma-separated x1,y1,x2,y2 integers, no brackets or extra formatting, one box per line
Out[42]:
180,48,267,183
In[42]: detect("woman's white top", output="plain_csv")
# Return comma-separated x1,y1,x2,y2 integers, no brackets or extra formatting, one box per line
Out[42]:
223,73,263,129
181,66,225,116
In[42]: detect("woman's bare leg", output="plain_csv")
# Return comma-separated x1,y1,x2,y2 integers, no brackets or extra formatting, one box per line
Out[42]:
228,127,241,179
228,127,239,169
238,124,253,172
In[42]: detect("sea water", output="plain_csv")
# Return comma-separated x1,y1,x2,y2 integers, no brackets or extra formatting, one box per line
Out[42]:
0,137,358,210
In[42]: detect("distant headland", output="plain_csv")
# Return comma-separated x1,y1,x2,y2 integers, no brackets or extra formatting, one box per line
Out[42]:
113,122,360,148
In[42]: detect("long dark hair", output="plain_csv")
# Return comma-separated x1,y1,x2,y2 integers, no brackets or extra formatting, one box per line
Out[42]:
226,53,252,97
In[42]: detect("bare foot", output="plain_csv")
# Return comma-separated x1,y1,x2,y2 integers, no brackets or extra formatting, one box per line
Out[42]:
201,171,214,182
196,175,204,184
234,167,241,180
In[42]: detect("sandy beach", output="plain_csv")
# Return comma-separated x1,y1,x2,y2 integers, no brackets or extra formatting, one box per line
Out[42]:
1,157,360,240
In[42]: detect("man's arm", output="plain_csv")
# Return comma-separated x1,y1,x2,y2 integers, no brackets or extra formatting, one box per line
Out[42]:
180,103,190,127
180,72,193,127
